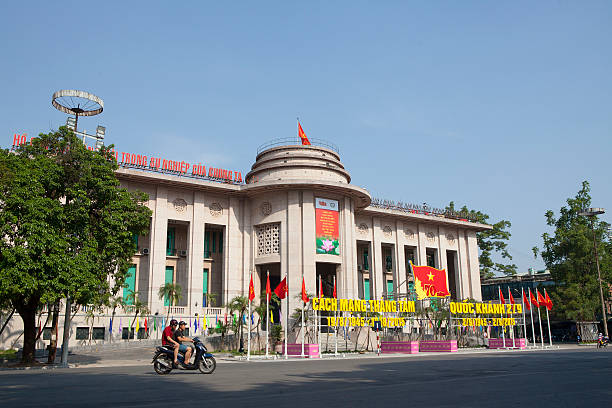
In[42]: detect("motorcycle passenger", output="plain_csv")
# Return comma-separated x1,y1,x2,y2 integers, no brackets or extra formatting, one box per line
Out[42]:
162,319,180,367
174,321,195,366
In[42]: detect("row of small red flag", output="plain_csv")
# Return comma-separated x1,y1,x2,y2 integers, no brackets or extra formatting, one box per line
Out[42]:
499,286,553,311
248,274,336,304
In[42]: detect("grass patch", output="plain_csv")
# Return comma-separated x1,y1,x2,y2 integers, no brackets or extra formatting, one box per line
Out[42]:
0,349,18,359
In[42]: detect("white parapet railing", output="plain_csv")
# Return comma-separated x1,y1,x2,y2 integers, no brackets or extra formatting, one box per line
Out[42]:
202,307,223,316
166,306,186,315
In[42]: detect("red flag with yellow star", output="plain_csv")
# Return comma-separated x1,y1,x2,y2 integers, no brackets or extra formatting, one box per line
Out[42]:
248,273,255,302
298,121,311,145
410,261,450,300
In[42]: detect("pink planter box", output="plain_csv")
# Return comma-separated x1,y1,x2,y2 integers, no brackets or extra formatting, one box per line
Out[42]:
381,341,420,354
287,343,320,358
488,338,526,349
419,340,458,352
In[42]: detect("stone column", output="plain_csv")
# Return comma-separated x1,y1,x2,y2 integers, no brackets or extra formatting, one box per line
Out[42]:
395,220,407,295
466,230,482,300
457,230,471,299
372,217,384,300
225,197,243,303
149,186,168,315
189,191,206,313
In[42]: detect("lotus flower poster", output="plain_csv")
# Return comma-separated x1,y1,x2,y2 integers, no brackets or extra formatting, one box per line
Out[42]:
315,197,340,255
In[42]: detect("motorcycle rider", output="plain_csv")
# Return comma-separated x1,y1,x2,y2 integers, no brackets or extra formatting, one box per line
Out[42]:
162,319,180,367
174,321,195,366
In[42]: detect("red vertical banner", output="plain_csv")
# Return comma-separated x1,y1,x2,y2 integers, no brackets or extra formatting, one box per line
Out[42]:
315,198,340,255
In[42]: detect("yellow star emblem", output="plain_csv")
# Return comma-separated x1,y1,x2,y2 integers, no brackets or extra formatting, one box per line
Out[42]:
427,272,435,281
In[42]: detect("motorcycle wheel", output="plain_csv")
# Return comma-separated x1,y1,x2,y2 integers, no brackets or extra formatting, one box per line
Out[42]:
153,354,173,375
198,356,216,374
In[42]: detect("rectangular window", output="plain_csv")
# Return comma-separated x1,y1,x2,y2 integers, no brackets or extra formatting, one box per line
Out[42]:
132,233,139,250
203,269,209,307
167,227,175,256
164,266,174,306
76,327,89,340
122,328,135,340
212,232,217,253
204,231,210,258
364,278,370,301
123,265,136,305
219,231,223,253
363,249,369,271
92,327,105,340
42,327,52,341
426,249,437,268
137,328,147,339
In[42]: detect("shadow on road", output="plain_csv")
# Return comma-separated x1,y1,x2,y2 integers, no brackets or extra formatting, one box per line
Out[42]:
1,348,611,408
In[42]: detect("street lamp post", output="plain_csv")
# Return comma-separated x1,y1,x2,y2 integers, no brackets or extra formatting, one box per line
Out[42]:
578,208,609,338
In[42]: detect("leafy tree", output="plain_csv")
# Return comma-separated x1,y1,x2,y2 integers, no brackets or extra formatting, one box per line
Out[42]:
227,295,249,351
0,128,151,363
158,283,183,320
446,202,517,279
532,181,612,322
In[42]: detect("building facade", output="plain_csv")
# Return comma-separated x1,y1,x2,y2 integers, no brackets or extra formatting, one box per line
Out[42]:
1,140,491,348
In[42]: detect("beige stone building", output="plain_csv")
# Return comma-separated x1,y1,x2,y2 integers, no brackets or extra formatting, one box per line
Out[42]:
0,140,491,348
120,141,489,332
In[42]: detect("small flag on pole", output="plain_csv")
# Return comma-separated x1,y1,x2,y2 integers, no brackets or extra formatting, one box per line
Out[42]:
270,311,274,324
530,289,539,307
499,287,505,305
298,121,311,145
523,288,531,310
109,318,113,333
544,289,553,311
274,277,288,299
302,277,309,303
248,272,255,302
537,289,546,307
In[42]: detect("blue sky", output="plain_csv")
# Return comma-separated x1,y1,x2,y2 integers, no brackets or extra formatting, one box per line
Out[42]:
1,1,611,274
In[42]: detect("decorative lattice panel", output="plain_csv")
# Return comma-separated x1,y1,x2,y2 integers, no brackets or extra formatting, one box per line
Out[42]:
256,223,280,256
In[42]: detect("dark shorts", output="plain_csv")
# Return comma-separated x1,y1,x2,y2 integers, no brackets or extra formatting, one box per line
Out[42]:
179,344,189,353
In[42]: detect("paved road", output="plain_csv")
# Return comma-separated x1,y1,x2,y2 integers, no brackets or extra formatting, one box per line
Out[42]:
2,347,611,407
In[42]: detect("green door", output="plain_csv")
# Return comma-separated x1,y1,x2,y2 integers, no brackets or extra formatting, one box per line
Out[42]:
164,266,174,306
364,278,370,301
387,280,394,300
203,269,209,306
123,265,136,304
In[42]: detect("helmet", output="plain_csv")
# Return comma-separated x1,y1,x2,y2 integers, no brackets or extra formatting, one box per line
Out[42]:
170,319,178,326
178,320,187,326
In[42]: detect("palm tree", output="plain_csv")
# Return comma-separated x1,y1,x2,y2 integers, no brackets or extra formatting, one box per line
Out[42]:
158,283,182,321
227,295,248,352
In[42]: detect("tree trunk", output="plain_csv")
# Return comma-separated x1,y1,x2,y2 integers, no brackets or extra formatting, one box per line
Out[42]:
16,298,39,364
47,302,60,364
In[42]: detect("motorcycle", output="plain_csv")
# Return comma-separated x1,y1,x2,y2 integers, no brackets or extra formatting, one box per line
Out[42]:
597,337,609,348
152,337,216,375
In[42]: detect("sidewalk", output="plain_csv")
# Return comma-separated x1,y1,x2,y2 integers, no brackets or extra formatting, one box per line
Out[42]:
2,343,578,370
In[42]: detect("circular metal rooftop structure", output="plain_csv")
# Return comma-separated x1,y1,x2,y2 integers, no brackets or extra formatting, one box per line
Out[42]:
52,89,104,116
